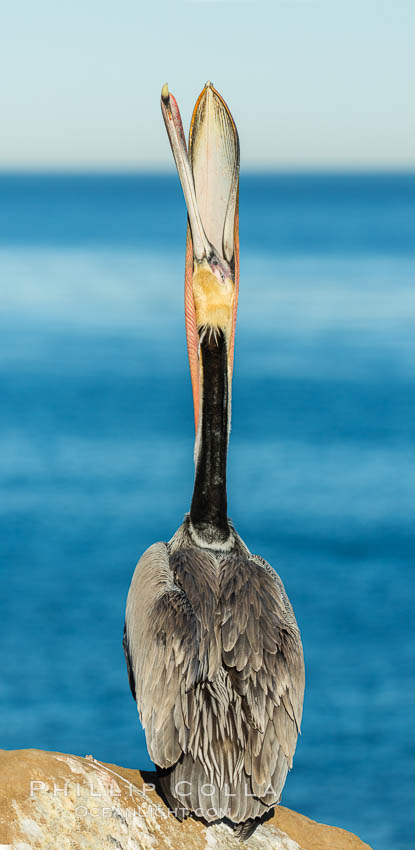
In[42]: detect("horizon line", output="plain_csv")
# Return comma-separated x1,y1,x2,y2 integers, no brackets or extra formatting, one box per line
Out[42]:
1,165,415,177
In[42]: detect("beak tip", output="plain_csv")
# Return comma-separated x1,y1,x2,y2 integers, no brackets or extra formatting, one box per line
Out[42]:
161,82,169,103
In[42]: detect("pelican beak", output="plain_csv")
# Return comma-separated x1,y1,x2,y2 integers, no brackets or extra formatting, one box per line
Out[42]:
161,83,211,263
161,81,240,430
188,81,239,280
161,81,239,283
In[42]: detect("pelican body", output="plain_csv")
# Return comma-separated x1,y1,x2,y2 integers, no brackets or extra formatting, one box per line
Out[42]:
124,82,305,839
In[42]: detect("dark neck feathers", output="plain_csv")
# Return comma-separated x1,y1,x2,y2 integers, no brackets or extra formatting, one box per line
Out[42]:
190,328,230,544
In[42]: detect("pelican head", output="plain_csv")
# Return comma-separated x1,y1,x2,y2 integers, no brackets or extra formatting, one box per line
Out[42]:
161,81,240,430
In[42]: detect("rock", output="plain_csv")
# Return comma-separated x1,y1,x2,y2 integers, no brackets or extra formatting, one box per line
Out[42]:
0,749,372,849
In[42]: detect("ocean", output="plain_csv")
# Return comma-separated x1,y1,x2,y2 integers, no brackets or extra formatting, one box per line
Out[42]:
1,173,414,848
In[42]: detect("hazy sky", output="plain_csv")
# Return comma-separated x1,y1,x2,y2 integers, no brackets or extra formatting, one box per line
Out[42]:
1,0,414,169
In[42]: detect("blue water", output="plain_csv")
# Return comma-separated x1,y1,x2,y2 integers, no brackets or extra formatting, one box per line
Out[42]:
1,173,415,849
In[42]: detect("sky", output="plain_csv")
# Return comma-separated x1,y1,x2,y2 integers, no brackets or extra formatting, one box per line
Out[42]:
1,0,414,170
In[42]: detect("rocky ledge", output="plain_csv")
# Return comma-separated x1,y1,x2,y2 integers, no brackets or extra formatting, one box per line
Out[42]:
0,749,372,849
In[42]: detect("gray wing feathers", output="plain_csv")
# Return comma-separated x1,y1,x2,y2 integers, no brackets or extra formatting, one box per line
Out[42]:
125,542,200,767
220,550,304,803
124,541,222,770
125,539,304,815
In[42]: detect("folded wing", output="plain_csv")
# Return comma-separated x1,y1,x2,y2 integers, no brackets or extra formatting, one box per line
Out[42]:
220,550,305,803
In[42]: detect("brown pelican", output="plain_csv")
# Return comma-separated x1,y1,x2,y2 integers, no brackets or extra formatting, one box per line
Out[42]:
123,81,305,840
